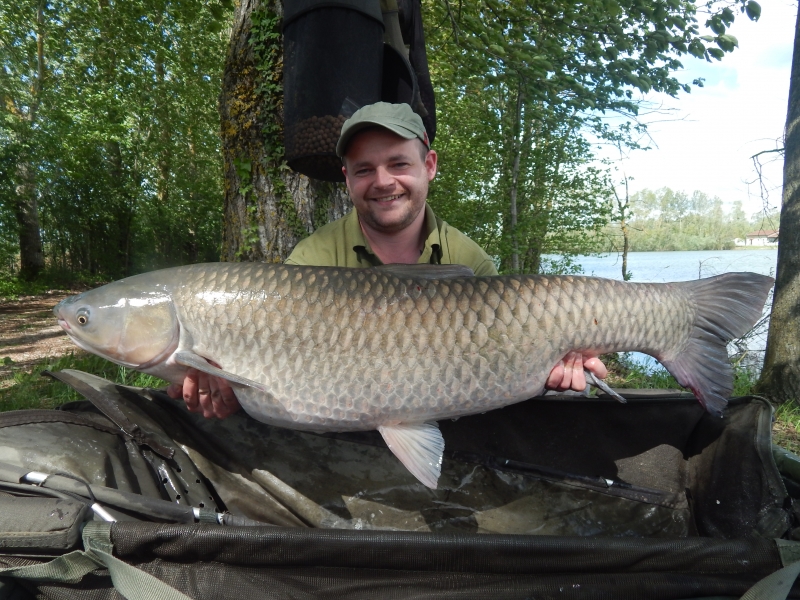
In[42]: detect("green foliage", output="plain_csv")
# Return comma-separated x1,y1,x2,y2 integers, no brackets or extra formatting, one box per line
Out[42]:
0,267,107,301
0,0,231,280
427,0,758,116
604,352,759,396
775,401,800,455
0,278,50,301
0,352,167,412
604,353,682,389
425,0,758,273
428,50,613,273
603,187,777,252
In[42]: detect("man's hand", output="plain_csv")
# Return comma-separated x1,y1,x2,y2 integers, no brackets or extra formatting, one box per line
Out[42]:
166,369,241,419
545,352,608,393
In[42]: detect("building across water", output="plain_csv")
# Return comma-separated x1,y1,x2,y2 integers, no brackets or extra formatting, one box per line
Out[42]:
734,230,779,247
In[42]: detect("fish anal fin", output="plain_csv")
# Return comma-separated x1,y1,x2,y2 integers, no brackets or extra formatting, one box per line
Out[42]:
378,422,444,489
173,350,269,393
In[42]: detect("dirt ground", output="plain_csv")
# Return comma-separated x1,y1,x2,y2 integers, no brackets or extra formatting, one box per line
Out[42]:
0,292,84,387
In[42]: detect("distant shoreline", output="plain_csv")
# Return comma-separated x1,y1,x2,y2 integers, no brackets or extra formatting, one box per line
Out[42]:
597,247,778,255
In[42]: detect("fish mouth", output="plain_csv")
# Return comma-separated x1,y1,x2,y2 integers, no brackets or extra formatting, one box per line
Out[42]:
57,318,71,332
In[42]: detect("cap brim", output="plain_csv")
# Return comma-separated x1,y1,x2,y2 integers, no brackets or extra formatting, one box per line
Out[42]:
336,120,421,157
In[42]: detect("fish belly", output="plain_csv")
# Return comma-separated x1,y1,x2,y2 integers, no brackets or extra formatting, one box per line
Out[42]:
170,264,696,431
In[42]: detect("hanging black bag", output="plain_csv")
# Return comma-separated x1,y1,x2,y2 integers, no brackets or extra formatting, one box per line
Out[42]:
282,0,385,181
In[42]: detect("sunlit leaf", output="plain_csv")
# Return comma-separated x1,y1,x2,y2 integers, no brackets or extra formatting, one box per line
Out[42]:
745,1,761,21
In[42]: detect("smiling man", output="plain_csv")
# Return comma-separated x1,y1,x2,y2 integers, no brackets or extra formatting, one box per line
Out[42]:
285,102,497,274
171,102,607,418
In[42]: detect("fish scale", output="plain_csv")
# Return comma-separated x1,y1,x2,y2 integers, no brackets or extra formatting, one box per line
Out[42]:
173,266,684,427
54,263,774,488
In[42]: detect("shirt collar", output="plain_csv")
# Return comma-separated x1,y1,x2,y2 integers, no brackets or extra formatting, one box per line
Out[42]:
349,203,442,265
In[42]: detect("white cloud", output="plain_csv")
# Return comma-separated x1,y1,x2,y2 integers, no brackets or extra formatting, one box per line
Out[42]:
610,0,795,215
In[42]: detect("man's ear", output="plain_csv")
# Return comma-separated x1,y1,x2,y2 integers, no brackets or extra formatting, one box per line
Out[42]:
342,164,352,194
425,149,438,181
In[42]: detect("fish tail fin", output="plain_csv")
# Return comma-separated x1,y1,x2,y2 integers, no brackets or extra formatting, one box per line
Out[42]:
660,272,773,416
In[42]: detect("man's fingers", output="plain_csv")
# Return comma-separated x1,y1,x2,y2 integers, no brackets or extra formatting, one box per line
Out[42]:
583,356,608,379
182,369,202,413
196,372,215,418
179,367,242,419
214,379,241,419
208,376,229,419
166,383,182,399
546,361,565,389
566,352,586,392
547,352,607,392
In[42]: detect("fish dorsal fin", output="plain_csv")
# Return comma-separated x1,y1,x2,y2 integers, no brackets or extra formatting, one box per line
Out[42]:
373,264,474,279
173,350,269,393
378,422,444,489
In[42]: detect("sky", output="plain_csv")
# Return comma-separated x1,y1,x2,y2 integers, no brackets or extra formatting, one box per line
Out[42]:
609,0,796,218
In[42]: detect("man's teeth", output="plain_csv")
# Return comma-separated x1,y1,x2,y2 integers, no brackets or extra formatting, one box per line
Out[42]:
375,194,402,201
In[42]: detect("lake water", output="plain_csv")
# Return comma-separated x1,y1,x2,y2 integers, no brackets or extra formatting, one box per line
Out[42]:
562,249,779,372
572,249,778,282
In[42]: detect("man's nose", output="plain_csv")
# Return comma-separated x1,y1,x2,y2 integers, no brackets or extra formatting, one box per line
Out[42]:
373,166,394,188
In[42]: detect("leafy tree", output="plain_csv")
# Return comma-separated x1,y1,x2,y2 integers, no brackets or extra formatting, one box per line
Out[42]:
600,187,767,252
0,1,51,279
418,0,759,272
0,0,230,280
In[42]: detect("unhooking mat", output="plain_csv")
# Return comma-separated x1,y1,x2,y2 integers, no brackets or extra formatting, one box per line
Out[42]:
0,369,798,599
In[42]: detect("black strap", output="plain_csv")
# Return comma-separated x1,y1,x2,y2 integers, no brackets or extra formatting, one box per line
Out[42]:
43,370,175,459
0,409,124,438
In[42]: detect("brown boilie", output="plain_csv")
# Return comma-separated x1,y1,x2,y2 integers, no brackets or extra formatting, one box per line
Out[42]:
286,114,348,158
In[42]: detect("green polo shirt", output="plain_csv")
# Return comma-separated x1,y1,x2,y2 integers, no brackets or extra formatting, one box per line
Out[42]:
285,204,497,275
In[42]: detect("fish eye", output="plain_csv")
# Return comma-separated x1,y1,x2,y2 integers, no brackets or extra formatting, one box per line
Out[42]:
76,309,90,326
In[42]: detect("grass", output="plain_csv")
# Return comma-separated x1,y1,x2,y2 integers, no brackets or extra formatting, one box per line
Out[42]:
0,268,108,301
774,402,800,455
0,352,168,412
601,352,760,397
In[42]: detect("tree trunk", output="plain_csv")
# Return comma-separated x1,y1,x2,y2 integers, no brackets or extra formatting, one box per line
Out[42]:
621,222,630,281
508,87,524,274
614,176,632,281
13,160,44,280
758,5,800,402
219,0,350,263
11,1,46,280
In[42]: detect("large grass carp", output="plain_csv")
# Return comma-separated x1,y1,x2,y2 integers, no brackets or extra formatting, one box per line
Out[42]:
54,263,773,488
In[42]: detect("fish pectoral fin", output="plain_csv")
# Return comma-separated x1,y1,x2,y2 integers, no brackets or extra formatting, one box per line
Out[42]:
173,351,268,393
378,422,444,490
584,370,627,403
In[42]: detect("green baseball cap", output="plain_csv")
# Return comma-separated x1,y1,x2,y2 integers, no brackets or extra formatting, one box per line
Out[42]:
336,102,430,158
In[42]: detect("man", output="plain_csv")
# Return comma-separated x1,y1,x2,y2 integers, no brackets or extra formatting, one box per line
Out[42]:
169,102,607,418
